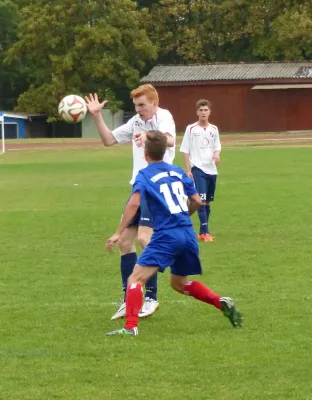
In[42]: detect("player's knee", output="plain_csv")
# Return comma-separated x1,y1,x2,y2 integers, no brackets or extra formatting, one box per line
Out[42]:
137,234,149,249
138,226,153,249
129,268,146,286
170,279,184,294
117,237,135,254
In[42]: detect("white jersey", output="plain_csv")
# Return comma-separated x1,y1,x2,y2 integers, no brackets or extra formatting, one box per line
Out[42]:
180,123,221,175
112,108,176,184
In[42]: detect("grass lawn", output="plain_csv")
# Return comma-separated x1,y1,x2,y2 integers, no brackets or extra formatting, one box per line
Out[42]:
0,144,312,400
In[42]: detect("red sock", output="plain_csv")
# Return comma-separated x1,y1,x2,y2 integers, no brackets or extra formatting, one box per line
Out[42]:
184,280,222,310
125,283,143,330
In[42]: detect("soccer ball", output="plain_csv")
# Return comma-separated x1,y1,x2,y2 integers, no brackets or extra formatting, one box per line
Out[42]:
58,95,87,123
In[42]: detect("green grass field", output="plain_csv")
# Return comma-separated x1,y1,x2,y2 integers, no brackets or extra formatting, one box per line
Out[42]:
1,143,312,400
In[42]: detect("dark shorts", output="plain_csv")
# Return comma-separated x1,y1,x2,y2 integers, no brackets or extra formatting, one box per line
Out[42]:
122,193,153,228
137,227,202,276
191,166,217,203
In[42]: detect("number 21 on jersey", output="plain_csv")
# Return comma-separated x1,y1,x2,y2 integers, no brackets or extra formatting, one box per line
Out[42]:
160,181,188,214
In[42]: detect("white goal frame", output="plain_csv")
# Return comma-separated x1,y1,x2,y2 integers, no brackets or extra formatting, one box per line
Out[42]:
0,112,5,154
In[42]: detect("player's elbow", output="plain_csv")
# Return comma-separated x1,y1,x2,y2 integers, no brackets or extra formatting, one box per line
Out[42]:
129,198,140,209
166,134,175,147
102,137,116,147
128,192,141,210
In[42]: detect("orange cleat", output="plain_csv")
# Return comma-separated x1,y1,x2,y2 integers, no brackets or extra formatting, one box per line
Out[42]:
198,233,215,242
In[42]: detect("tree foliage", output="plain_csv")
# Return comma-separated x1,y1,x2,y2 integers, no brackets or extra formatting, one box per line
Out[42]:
142,0,312,63
249,1,312,60
6,0,157,118
2,0,312,118
0,0,30,110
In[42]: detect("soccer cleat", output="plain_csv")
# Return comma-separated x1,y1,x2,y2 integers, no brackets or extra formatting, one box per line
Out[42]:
198,233,215,242
138,298,159,318
105,327,138,337
220,297,243,328
111,302,126,320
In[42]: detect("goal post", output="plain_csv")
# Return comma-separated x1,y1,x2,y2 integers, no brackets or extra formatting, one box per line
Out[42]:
0,112,5,154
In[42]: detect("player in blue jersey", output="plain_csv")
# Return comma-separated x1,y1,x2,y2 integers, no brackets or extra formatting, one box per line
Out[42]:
105,131,242,336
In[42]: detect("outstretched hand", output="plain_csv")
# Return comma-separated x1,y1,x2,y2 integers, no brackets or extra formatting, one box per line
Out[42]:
105,233,120,252
85,93,109,116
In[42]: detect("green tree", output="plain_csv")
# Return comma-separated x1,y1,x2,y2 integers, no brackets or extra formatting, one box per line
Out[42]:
140,0,256,63
136,0,160,9
143,0,312,64
249,0,312,60
0,0,30,110
6,0,157,119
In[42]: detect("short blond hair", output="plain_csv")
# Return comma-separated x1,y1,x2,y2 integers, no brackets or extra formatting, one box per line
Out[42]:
130,84,159,103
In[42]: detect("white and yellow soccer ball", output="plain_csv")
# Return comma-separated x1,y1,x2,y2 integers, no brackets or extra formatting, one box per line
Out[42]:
58,95,87,123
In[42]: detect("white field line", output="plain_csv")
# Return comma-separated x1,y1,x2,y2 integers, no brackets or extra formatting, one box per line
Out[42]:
4,136,312,152
0,300,188,308
233,137,312,142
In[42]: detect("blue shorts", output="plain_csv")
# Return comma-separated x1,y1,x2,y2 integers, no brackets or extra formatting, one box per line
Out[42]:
192,166,217,203
123,193,153,228
137,227,202,276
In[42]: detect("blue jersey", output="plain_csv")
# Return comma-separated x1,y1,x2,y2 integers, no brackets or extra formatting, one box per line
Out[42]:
132,161,197,231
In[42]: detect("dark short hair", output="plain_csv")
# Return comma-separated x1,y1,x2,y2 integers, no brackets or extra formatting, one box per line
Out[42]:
145,131,167,161
196,99,211,110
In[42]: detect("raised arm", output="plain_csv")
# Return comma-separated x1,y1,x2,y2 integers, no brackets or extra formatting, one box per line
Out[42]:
85,93,117,147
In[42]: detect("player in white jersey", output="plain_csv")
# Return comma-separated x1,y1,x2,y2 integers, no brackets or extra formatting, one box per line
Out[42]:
85,84,176,319
180,99,221,242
